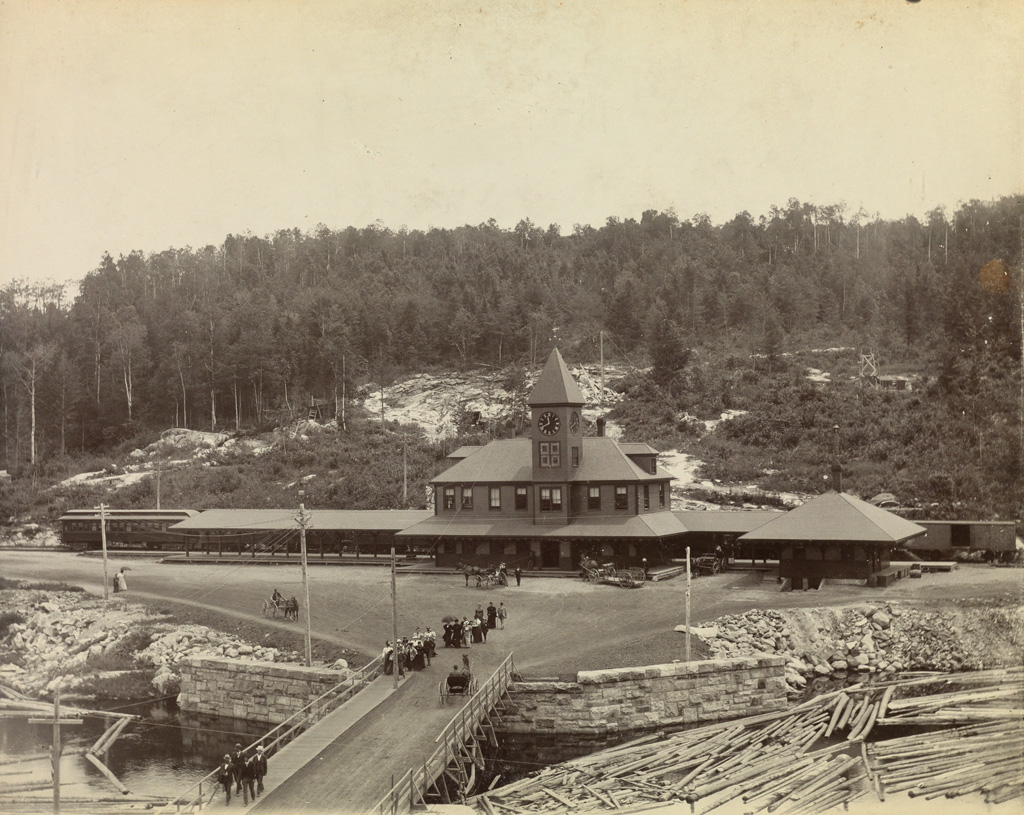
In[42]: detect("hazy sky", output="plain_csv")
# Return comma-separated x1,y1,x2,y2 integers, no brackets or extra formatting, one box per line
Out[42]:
1,0,1021,289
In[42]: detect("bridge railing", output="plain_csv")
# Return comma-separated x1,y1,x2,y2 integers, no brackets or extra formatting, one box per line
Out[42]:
157,655,384,814
375,652,516,815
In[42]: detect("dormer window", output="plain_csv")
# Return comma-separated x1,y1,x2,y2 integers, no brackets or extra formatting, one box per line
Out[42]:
649,458,657,475
461,486,473,509
443,487,456,510
614,486,628,510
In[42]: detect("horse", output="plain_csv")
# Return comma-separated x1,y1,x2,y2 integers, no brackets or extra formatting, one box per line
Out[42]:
284,596,299,621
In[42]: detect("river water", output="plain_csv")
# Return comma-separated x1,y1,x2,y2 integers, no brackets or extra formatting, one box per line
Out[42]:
0,699,266,807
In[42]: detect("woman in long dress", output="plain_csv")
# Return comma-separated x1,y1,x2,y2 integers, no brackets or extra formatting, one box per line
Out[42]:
471,618,483,643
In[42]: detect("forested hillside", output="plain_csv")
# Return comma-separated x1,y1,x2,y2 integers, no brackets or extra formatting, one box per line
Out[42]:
2,196,1021,525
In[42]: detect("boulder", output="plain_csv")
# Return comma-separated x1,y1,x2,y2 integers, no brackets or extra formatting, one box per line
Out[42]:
872,611,891,629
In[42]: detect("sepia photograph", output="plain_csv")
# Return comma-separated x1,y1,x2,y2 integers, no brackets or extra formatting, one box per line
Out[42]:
1,1,1022,814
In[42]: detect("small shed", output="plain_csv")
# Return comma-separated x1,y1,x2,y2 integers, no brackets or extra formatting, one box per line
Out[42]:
738,491,926,589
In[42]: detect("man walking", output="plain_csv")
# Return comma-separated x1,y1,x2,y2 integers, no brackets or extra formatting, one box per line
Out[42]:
241,750,257,805
217,755,234,805
497,602,507,629
253,745,268,796
514,566,522,586
231,743,246,795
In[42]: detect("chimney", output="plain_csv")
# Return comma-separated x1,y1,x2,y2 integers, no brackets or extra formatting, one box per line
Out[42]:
831,463,843,493
597,417,606,437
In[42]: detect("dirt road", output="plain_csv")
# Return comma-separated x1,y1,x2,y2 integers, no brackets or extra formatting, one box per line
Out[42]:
4,552,1021,677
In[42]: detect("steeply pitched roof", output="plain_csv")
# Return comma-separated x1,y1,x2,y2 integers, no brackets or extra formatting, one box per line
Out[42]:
169,509,432,532
397,512,687,539
430,437,670,484
528,348,586,406
738,492,927,544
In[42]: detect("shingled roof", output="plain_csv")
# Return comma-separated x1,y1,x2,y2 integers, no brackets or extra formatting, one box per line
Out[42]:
738,492,926,544
431,436,668,484
527,348,586,406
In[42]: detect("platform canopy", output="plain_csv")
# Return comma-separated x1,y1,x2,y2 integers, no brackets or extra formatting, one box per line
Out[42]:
737,492,926,544
169,509,432,532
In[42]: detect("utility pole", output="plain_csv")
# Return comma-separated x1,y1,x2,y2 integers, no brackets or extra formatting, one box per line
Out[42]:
155,467,161,510
402,435,408,507
98,504,109,602
28,687,83,815
599,331,605,409
391,541,401,689
685,546,691,663
296,494,313,667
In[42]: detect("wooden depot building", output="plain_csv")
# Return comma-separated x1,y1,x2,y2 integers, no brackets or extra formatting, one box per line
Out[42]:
397,348,687,571
738,475,927,589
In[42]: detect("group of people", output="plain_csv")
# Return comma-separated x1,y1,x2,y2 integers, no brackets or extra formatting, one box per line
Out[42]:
382,626,437,675
441,601,507,648
216,743,269,806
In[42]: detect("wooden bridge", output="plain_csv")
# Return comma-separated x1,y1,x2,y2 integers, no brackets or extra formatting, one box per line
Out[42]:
161,650,516,814
374,653,517,814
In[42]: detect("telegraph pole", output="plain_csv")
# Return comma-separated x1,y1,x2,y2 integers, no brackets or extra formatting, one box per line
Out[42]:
296,494,313,667
391,541,401,689
685,546,691,662
28,687,83,815
98,504,109,602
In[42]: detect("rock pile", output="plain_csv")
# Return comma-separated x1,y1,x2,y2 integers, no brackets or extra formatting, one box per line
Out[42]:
696,602,1024,694
0,590,301,698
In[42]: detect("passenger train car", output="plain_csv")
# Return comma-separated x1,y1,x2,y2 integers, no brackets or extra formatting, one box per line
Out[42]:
59,508,200,551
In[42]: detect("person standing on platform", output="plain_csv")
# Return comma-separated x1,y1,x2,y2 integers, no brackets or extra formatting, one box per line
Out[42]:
514,566,522,586
497,602,507,629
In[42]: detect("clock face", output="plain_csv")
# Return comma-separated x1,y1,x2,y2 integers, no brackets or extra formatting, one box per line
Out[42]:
569,411,580,435
538,411,561,435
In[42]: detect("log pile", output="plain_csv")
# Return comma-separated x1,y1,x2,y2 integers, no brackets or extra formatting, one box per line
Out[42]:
470,667,1023,814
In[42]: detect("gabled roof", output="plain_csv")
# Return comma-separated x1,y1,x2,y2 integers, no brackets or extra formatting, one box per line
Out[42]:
738,492,927,544
430,437,670,484
528,348,586,406
169,509,432,532
572,437,667,482
397,512,687,540
673,510,784,534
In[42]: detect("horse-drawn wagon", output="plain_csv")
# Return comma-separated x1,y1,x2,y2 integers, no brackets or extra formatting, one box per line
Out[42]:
580,558,646,588
439,672,478,705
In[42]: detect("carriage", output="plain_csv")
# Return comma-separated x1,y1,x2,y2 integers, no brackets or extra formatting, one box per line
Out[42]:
261,595,299,620
580,559,646,589
459,564,509,589
439,673,478,705
694,555,723,576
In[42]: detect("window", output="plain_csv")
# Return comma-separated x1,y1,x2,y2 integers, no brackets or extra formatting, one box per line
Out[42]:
461,486,473,509
515,487,528,510
443,487,455,510
571,446,580,467
643,485,650,510
489,487,501,510
588,486,601,510
540,487,562,512
539,441,561,467
649,459,657,475
615,486,628,510
659,483,665,508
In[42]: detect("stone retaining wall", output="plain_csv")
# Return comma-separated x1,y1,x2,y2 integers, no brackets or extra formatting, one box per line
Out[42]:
502,656,787,736
177,656,350,724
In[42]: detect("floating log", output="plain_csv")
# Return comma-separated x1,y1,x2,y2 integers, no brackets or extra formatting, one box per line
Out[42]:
84,753,130,796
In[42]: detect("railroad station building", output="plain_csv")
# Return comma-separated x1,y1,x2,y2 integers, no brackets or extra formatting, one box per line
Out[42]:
397,349,687,571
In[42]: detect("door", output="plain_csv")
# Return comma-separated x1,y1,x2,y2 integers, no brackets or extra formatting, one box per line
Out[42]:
541,540,560,568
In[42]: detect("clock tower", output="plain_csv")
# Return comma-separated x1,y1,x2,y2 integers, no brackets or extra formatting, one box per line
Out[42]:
528,349,585,485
